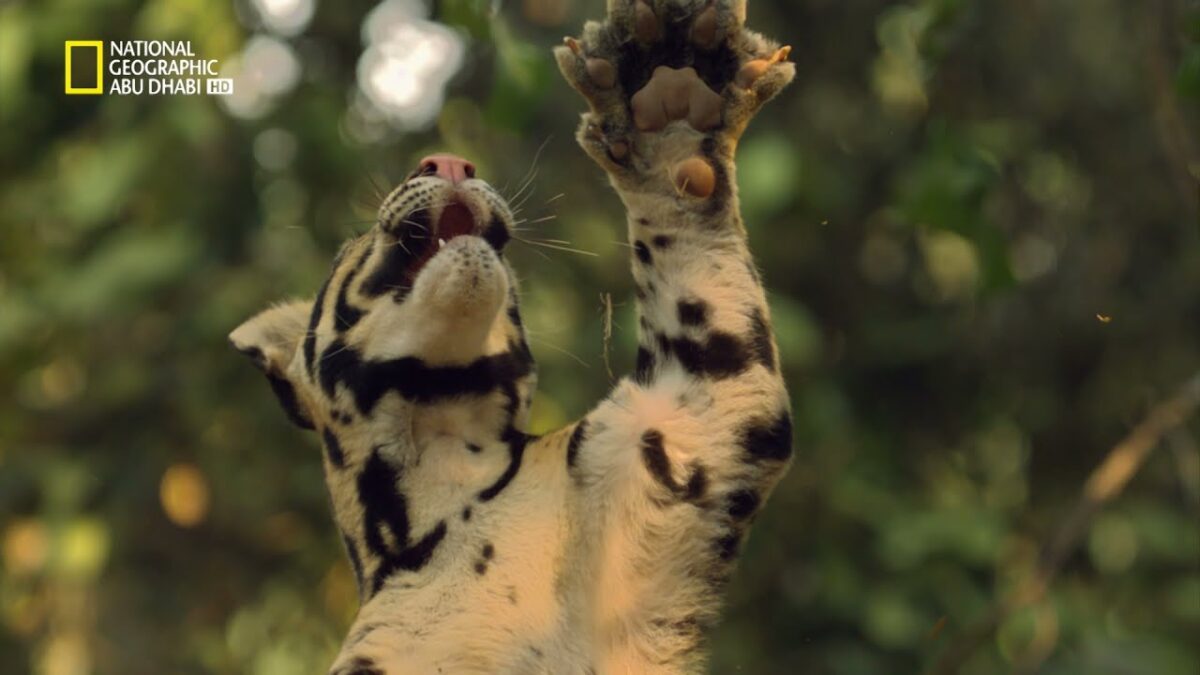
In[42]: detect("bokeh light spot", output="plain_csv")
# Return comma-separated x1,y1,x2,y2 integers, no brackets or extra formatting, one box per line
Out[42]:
40,633,90,675
356,0,465,130
220,35,302,120
3,518,49,575
59,518,110,579
160,464,211,528
253,0,316,37
253,128,299,171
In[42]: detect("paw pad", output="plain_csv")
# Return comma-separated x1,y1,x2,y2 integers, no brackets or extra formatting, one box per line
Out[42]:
631,66,723,132
634,0,660,43
586,58,617,89
691,4,720,50
673,157,716,199
736,46,792,89
558,0,796,192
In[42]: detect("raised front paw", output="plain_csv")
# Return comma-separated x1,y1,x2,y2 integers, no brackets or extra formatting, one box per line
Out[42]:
555,0,794,200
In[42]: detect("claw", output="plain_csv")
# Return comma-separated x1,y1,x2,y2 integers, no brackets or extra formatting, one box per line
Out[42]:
564,36,583,56
736,46,792,89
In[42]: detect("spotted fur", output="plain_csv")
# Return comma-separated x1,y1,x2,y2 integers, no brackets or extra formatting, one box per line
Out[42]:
231,1,794,672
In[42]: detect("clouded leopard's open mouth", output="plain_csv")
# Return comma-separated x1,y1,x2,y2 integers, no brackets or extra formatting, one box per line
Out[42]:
404,200,496,277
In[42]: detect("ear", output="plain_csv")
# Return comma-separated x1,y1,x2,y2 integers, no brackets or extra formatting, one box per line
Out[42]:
229,300,316,430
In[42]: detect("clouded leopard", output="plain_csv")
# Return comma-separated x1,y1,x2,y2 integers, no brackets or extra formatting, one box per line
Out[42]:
229,1,795,672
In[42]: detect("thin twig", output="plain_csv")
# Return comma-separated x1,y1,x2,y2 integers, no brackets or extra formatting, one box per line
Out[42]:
601,292,615,382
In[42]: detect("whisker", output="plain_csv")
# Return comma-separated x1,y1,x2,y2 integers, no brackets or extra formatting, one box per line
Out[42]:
365,172,388,202
527,335,591,369
517,243,555,263
507,137,553,200
514,236,599,258
510,169,539,210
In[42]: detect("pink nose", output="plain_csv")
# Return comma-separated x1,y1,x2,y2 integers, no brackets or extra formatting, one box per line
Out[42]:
418,154,476,184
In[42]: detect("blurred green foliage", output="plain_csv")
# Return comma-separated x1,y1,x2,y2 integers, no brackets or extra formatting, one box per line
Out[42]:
1,0,1198,673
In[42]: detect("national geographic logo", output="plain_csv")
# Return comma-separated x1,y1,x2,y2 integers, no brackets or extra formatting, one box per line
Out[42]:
64,40,232,96
64,41,104,94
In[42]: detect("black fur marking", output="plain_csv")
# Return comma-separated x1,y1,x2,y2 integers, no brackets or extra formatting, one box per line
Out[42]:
361,210,431,299
322,428,346,468
319,340,535,415
740,411,793,462
506,298,524,327
342,534,364,592
699,138,733,216
356,449,449,597
358,451,411,558
634,346,656,385
500,380,522,431
715,530,742,561
640,430,708,502
483,215,511,251
661,330,753,380
370,521,447,596
652,235,674,249
566,420,590,469
265,371,314,430
641,429,674,489
462,506,472,521
334,240,374,332
335,656,384,675
677,299,710,327
482,543,495,559
634,240,653,264
466,443,482,454
304,278,330,377
477,430,529,502
727,489,761,521
474,560,488,575
684,464,708,501
748,308,776,370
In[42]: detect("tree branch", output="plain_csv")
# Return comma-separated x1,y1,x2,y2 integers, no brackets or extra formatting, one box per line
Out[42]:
929,372,1200,674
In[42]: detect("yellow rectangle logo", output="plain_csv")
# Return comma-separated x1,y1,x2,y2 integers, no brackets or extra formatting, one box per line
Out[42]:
65,41,104,94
